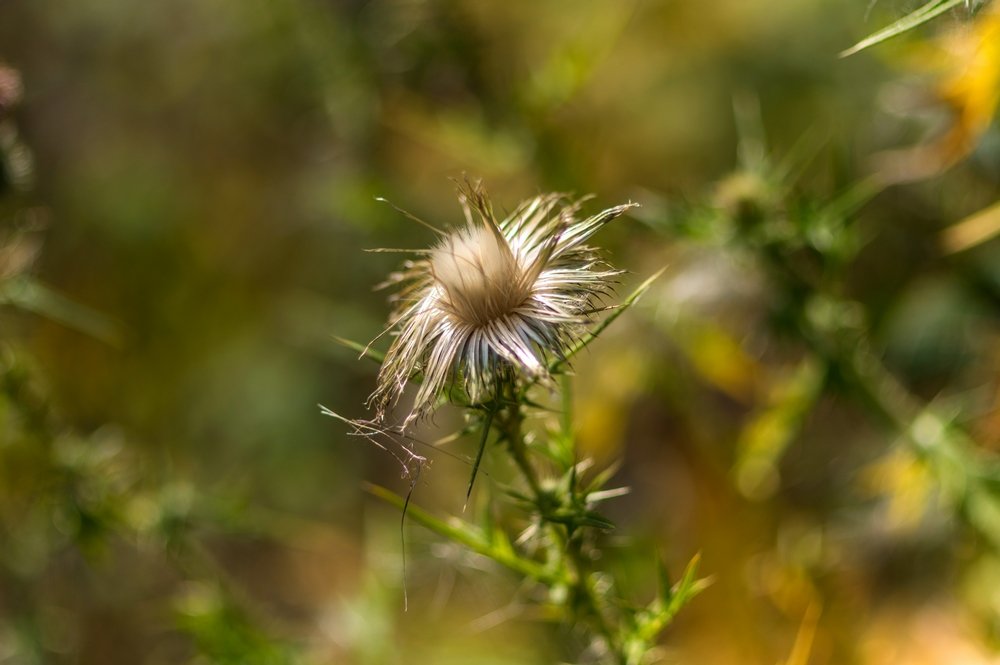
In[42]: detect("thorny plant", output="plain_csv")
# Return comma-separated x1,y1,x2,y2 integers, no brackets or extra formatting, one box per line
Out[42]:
666,97,1000,560
326,181,706,665
751,0,1000,556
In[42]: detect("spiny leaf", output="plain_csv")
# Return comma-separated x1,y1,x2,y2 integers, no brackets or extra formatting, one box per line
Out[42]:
585,459,624,495
656,557,674,605
841,0,966,57
464,406,496,510
544,507,615,531
586,486,630,504
669,553,710,612
532,432,575,468
499,485,533,504
548,267,666,374
641,553,710,641
331,335,385,364
577,511,616,531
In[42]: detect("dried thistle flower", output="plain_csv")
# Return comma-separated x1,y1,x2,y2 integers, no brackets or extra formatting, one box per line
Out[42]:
369,181,636,423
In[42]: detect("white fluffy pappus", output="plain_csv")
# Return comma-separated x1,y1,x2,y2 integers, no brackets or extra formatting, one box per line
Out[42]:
369,181,636,424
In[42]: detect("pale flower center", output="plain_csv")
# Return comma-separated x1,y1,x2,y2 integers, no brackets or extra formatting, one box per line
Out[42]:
431,224,528,326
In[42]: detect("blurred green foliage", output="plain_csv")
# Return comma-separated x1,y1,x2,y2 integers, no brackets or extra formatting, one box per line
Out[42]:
1,0,1000,663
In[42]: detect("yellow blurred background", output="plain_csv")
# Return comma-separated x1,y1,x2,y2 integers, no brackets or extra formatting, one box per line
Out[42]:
2,1,1000,663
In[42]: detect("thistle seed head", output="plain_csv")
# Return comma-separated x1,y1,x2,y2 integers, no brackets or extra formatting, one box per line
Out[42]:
369,180,636,424
431,222,526,327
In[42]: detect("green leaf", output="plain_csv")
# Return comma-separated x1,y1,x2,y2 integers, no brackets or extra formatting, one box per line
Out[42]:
584,459,624,495
544,507,615,531
669,553,709,613
331,335,385,364
640,553,710,642
548,267,666,374
365,483,561,584
656,557,675,606
464,406,496,510
841,0,966,57
0,277,122,345
577,510,616,531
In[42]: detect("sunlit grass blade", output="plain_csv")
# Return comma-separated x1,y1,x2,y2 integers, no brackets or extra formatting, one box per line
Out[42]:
941,199,1000,253
822,176,885,220
841,0,966,57
0,277,123,345
773,127,830,185
734,359,825,500
782,602,822,665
